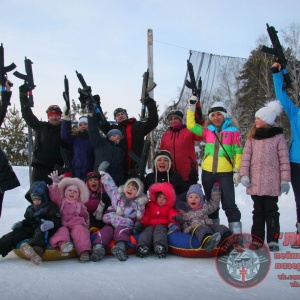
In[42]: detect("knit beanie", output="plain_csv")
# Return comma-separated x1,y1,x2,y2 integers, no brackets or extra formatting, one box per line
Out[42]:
85,171,100,181
186,184,205,205
208,101,228,119
166,110,184,122
107,129,122,139
65,184,80,197
255,100,283,126
78,116,88,125
46,105,62,117
113,108,128,119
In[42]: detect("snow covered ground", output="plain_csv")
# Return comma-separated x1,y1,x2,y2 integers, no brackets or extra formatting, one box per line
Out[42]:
0,166,299,299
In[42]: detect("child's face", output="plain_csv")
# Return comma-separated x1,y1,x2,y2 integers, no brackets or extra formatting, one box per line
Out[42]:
157,194,167,207
210,112,225,127
66,188,79,201
79,122,88,131
124,183,138,199
88,178,99,192
255,117,268,128
109,134,121,144
156,157,169,172
32,199,42,207
187,193,201,209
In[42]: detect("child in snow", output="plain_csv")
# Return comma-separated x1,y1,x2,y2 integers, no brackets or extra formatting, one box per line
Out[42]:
85,171,111,229
48,171,92,262
186,98,243,234
0,181,61,265
240,100,290,252
175,183,231,252
133,182,180,258
90,162,148,262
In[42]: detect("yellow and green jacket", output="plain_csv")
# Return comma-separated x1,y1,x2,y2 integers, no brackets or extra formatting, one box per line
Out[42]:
187,109,243,173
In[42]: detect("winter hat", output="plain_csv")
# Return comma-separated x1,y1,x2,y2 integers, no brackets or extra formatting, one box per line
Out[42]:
153,150,172,172
30,193,43,202
255,100,283,126
208,101,228,119
166,110,184,122
78,116,88,125
113,108,128,119
107,129,122,139
85,171,100,181
46,105,62,117
65,184,80,197
186,184,205,205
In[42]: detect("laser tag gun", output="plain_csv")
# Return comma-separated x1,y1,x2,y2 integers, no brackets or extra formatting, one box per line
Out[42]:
13,57,35,107
62,75,70,115
261,23,291,89
0,43,17,105
185,60,204,125
140,68,157,120
128,136,151,180
76,70,106,125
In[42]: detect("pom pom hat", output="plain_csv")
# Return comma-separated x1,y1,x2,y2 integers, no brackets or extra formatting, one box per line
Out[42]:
255,100,283,125
208,101,228,119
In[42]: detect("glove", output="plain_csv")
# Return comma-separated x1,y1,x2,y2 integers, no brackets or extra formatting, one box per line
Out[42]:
212,182,220,192
131,222,145,234
188,95,198,111
172,214,183,223
93,94,101,108
98,161,110,175
143,96,155,106
93,201,105,220
11,221,22,230
19,84,31,109
233,169,241,187
241,175,251,187
168,224,181,233
280,181,290,195
40,219,54,232
188,159,199,184
87,99,96,114
61,105,71,120
19,84,29,97
48,170,62,184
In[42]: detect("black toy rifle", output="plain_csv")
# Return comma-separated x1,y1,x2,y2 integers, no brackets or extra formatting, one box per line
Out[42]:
140,69,156,120
261,23,291,89
13,57,35,107
185,60,203,124
62,75,70,115
76,70,106,124
0,43,17,105
128,136,151,180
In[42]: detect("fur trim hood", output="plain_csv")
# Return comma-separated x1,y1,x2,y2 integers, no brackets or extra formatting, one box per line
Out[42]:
58,177,89,203
149,182,176,208
118,177,145,199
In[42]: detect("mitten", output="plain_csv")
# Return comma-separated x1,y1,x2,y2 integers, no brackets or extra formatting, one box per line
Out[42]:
40,219,54,232
143,96,155,105
61,105,71,120
168,224,181,233
172,214,184,223
188,95,198,111
19,84,30,109
19,84,29,97
11,221,22,230
233,168,241,187
98,161,110,175
188,159,199,184
87,99,96,114
131,222,145,234
280,181,290,195
48,170,62,184
241,175,251,187
93,201,105,220
212,182,220,192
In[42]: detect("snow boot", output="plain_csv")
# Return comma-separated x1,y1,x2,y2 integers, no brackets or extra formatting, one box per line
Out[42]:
136,245,150,258
268,241,279,252
90,244,105,262
202,232,221,252
212,218,220,226
79,250,90,262
20,243,42,265
111,241,128,261
291,223,300,249
229,221,244,251
60,242,73,256
154,244,166,258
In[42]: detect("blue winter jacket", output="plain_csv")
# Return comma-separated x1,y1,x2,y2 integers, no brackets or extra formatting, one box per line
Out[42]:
273,71,300,164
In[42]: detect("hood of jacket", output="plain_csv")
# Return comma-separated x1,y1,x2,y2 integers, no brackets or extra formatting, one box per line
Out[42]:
58,177,89,203
149,182,176,208
25,181,50,204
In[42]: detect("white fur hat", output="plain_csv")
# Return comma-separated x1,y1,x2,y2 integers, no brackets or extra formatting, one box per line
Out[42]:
208,101,228,119
255,100,283,125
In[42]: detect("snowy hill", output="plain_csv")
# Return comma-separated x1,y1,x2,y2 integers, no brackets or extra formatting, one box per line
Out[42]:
0,166,299,300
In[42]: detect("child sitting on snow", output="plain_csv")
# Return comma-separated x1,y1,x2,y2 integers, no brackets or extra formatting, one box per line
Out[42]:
175,183,231,252
48,171,91,262
90,162,148,262
133,182,180,258
0,181,61,265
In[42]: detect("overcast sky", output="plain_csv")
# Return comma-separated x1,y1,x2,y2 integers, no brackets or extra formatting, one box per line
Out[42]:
1,0,299,121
